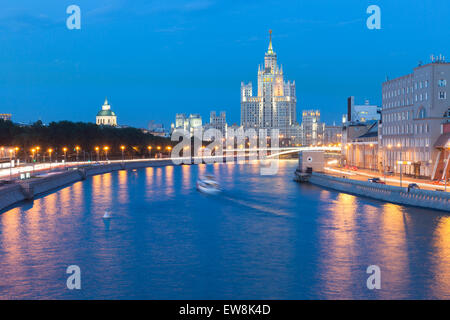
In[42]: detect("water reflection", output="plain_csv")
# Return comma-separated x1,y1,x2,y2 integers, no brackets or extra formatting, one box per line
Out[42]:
0,161,448,299
431,216,450,299
318,193,358,299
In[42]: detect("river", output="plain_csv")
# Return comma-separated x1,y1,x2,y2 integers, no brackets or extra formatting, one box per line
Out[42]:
0,160,449,299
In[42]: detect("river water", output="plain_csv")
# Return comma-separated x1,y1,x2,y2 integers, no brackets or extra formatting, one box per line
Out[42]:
0,160,449,299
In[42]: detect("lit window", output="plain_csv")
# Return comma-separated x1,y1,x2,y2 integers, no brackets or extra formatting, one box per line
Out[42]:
418,108,426,119
439,92,447,100
438,79,447,87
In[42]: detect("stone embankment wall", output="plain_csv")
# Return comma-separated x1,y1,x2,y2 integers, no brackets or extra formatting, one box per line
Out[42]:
308,173,450,212
0,160,176,212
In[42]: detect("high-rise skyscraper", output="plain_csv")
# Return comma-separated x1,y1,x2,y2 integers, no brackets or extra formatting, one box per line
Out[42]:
241,30,297,138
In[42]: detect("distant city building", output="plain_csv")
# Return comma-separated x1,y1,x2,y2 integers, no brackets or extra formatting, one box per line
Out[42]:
343,121,379,170
208,111,227,137
433,115,450,181
96,98,117,126
346,96,380,123
381,56,449,178
148,120,167,137
172,113,202,136
324,124,341,145
241,30,298,140
0,114,12,121
299,110,325,146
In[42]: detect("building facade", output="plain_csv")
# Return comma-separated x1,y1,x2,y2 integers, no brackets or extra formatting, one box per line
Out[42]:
324,124,342,146
209,111,227,137
299,110,325,146
241,30,297,139
96,98,117,126
346,96,380,123
343,121,379,171
173,113,202,136
381,57,449,178
0,114,12,121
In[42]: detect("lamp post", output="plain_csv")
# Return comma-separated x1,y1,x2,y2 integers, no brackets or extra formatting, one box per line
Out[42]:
95,146,100,162
63,147,68,168
120,145,125,163
104,146,109,161
48,148,53,169
147,146,152,158
369,143,374,170
9,149,13,180
156,146,161,158
36,146,40,163
31,148,36,174
14,147,19,168
75,146,80,162
385,144,392,183
397,143,403,187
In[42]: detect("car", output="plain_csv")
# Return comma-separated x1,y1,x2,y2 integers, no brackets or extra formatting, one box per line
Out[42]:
368,178,385,184
386,171,394,176
408,183,420,189
432,180,446,185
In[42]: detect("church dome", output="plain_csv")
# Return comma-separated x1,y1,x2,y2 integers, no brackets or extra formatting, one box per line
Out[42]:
97,109,116,117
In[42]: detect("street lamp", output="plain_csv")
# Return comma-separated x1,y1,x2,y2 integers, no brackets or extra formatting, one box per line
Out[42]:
397,143,403,187
8,149,13,180
147,146,152,158
63,147,68,167
36,146,40,163
14,147,19,165
48,148,53,168
104,146,109,161
31,148,36,174
384,144,393,183
120,145,125,162
75,146,80,162
95,146,100,162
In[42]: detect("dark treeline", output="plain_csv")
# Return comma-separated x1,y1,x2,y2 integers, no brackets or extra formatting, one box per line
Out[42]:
0,120,172,161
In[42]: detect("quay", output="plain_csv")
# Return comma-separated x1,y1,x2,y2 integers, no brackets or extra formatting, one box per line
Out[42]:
0,159,174,212
294,151,450,212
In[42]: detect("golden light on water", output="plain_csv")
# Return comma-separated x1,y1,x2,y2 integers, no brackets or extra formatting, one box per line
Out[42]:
431,216,450,298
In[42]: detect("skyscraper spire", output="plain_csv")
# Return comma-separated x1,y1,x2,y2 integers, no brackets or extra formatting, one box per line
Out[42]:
267,30,274,55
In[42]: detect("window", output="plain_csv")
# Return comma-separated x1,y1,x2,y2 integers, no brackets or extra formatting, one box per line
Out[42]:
439,92,447,100
438,79,447,87
418,108,426,119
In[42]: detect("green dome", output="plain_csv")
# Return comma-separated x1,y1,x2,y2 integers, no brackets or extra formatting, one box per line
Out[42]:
97,110,116,117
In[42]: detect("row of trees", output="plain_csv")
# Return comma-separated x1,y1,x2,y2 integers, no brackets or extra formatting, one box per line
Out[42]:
0,120,172,162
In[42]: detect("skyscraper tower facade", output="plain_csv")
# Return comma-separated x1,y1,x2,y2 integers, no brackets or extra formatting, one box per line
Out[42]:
241,30,297,137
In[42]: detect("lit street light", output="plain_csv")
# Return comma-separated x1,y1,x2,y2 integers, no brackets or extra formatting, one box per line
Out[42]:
147,146,152,158
104,146,109,161
63,147,68,167
48,148,53,168
8,149,13,180
75,146,80,162
397,143,403,187
95,146,100,162
121,145,125,162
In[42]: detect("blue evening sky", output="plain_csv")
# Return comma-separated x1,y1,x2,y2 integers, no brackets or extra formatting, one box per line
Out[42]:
0,0,448,128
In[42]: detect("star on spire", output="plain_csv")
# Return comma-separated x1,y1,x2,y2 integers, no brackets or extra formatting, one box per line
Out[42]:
267,30,274,55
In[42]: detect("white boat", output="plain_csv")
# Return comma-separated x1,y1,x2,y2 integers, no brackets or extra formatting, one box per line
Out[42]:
103,211,112,219
196,175,221,195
